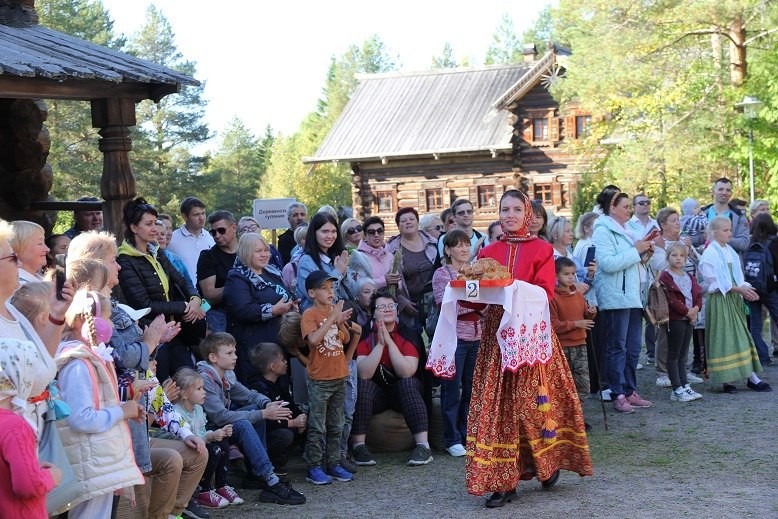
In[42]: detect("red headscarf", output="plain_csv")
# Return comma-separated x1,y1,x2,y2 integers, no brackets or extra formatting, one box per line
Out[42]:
499,191,536,243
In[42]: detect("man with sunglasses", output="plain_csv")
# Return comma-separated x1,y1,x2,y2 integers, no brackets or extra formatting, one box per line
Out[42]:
197,211,238,333
436,198,488,259
169,196,215,286
626,194,659,240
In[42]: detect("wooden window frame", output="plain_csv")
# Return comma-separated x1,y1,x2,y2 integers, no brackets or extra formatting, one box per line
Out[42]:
374,190,396,214
533,183,553,205
533,117,549,141
477,185,497,209
425,188,444,211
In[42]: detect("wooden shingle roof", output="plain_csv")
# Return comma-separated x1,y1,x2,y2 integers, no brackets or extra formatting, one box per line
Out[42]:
0,24,198,102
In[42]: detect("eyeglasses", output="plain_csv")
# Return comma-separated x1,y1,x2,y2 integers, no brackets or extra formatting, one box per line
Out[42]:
209,227,229,236
346,225,363,235
0,252,18,264
456,209,474,216
366,228,385,236
239,224,259,233
375,303,398,312
426,225,443,232
636,200,651,206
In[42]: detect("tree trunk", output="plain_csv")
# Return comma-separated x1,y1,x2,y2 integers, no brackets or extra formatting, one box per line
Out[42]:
729,16,747,87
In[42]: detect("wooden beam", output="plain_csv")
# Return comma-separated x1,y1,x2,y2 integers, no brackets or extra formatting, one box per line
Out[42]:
0,75,178,102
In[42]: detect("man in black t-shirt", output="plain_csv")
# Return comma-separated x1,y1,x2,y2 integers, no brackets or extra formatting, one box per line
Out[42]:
278,202,308,265
198,210,239,333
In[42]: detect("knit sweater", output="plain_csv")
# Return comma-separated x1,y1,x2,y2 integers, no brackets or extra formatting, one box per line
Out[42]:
549,285,595,347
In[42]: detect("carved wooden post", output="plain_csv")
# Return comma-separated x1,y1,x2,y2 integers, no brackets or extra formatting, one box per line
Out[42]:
91,98,136,239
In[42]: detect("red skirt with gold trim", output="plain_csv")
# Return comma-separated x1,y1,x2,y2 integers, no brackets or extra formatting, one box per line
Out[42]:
465,306,593,495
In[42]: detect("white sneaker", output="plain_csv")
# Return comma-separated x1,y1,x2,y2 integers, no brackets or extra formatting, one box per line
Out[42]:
600,389,612,401
446,444,467,457
686,372,704,384
670,387,696,402
683,384,703,400
636,363,644,370
656,375,672,387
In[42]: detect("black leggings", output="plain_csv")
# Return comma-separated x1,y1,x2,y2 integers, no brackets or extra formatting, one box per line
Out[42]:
201,438,229,490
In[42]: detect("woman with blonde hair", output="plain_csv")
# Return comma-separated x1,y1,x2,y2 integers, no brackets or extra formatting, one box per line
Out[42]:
9,220,49,283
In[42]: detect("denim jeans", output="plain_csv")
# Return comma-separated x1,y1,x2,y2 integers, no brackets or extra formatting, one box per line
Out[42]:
747,293,778,364
206,308,228,333
440,339,479,447
230,418,275,480
341,359,357,455
603,308,643,398
303,377,346,468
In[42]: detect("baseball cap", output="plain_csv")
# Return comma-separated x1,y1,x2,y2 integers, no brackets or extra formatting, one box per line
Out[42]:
305,270,338,291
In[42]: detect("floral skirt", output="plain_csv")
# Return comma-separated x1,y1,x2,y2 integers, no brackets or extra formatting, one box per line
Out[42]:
465,306,593,495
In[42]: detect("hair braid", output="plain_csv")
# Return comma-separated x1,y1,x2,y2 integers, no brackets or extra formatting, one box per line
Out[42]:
83,304,99,348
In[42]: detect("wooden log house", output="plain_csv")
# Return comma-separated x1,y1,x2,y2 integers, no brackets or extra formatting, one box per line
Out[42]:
304,45,590,234
0,0,197,236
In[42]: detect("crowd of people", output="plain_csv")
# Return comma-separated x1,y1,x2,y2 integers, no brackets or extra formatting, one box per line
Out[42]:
0,177,775,517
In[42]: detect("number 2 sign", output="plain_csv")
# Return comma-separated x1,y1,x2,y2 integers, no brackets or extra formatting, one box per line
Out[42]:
465,280,480,300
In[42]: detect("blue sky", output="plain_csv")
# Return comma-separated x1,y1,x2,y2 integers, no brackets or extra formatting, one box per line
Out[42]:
102,0,552,150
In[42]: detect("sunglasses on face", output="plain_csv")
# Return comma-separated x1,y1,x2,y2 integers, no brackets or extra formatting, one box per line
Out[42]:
366,228,385,236
636,200,651,206
209,227,229,236
0,252,18,264
427,225,443,232
456,209,474,216
239,224,259,233
346,225,363,235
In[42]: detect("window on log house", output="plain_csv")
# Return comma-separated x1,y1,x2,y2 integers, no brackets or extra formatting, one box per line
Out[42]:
425,188,444,211
477,185,496,208
576,115,592,137
533,118,549,141
375,191,395,213
534,183,553,205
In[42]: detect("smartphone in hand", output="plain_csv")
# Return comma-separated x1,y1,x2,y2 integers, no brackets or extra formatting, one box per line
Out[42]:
584,246,596,267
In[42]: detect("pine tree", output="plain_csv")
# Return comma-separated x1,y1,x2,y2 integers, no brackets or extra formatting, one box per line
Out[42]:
484,14,522,65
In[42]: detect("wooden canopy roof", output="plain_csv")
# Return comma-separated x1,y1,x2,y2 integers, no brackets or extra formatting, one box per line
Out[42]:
0,23,198,102
304,48,568,165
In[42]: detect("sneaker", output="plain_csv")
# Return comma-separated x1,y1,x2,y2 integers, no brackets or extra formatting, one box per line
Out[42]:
599,388,612,402
215,486,244,505
352,444,377,466
408,444,433,466
636,362,644,370
326,464,354,482
306,466,332,485
656,375,671,387
339,455,358,474
686,372,704,384
613,395,634,414
626,391,653,408
183,498,211,519
195,490,228,509
670,387,696,402
259,480,306,505
645,355,655,365
683,385,703,400
446,444,467,457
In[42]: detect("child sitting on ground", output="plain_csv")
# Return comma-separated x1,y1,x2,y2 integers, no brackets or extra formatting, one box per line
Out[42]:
55,290,144,518
197,332,305,505
173,367,243,508
550,257,596,429
659,243,703,402
0,338,61,518
300,271,361,485
249,342,308,476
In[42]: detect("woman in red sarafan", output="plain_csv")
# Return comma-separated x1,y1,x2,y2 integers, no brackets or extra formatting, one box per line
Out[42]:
467,189,593,508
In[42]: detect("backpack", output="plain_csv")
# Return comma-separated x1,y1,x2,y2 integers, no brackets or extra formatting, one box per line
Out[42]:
643,278,670,326
742,237,776,294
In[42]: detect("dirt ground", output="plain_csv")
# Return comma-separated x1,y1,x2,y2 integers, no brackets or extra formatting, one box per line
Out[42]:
209,361,778,519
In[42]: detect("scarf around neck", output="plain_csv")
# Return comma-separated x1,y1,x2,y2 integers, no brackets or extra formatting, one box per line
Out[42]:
232,257,291,302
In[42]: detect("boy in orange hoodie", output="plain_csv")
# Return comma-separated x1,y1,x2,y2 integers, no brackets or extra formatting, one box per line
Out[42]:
550,257,597,409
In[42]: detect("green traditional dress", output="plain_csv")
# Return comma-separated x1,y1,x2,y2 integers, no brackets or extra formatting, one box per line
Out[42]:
704,264,762,385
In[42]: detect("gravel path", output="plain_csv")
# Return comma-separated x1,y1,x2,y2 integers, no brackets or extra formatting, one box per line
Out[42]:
210,362,778,518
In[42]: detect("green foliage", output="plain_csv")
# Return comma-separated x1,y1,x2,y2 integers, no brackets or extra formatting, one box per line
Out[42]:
431,42,457,69
553,0,778,209
202,119,273,217
484,14,523,65
262,35,397,212
126,5,211,215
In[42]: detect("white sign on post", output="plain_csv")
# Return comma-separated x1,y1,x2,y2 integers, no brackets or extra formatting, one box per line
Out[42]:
253,198,296,230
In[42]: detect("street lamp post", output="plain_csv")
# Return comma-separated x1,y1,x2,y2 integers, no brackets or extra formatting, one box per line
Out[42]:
735,96,763,203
